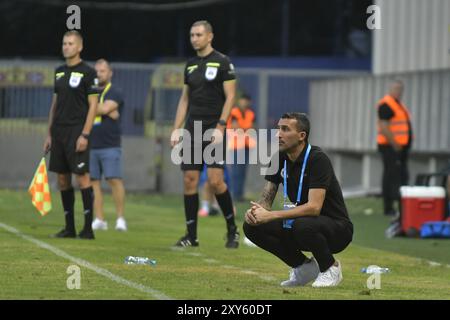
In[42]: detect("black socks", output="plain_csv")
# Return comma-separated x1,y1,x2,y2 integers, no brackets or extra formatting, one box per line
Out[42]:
184,194,199,239
215,189,237,232
61,188,75,232
80,187,94,231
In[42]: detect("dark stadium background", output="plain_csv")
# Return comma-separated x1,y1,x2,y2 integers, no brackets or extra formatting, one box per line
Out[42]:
1,0,372,61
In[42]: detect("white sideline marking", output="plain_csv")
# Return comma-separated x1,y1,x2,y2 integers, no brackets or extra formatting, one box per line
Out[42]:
185,252,203,257
258,275,277,281
203,258,219,264
425,260,450,268
170,247,277,283
169,246,185,252
427,261,442,267
241,270,258,275
0,222,173,300
353,243,450,269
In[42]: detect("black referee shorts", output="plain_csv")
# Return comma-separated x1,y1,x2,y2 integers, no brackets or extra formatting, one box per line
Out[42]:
49,124,90,175
180,118,226,171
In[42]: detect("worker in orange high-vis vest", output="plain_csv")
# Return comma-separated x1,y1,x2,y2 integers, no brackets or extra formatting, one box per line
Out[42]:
377,80,413,218
227,94,256,201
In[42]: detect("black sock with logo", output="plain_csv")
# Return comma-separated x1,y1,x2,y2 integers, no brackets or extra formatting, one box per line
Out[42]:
61,188,75,232
215,189,237,232
81,187,94,231
184,194,199,239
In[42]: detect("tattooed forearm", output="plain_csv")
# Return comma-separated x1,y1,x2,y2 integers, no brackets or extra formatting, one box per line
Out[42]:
257,181,278,210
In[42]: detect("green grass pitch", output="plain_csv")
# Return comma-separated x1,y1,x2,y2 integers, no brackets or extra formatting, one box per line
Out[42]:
0,189,449,300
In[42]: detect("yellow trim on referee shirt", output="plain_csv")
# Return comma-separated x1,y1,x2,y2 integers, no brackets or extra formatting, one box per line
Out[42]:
187,65,198,74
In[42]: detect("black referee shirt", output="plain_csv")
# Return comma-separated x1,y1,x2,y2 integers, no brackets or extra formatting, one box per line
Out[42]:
53,61,98,126
265,145,351,222
184,50,236,120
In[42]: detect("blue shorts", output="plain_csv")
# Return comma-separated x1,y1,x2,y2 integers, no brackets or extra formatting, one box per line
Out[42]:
90,147,123,180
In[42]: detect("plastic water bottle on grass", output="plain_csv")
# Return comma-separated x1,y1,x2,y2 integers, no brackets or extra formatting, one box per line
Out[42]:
361,265,390,274
124,256,156,266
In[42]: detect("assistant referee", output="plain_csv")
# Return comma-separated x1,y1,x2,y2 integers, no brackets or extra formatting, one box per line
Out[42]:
171,20,239,248
43,30,98,239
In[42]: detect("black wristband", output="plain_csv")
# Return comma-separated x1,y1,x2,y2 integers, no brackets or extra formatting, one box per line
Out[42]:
218,119,226,126
81,133,89,139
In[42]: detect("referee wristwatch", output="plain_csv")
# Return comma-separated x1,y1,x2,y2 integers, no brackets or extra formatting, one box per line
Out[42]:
218,119,227,127
81,133,90,140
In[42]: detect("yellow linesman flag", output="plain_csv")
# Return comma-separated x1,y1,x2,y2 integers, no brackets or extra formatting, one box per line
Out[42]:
28,157,52,216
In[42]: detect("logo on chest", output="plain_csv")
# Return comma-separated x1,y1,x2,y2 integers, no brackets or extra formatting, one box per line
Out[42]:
69,72,84,88
205,66,218,80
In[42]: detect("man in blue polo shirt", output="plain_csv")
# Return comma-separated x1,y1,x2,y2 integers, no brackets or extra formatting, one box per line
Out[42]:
90,59,127,231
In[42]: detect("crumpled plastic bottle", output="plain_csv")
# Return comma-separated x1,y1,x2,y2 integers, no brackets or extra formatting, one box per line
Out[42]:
361,265,390,274
124,256,156,266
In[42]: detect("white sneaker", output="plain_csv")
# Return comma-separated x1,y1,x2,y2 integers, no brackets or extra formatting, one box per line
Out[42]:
312,260,343,287
92,218,108,231
280,257,320,287
115,217,127,231
243,236,257,247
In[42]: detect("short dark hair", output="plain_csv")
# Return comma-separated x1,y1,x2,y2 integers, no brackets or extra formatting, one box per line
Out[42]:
95,58,112,71
281,112,310,139
64,30,83,43
191,20,213,33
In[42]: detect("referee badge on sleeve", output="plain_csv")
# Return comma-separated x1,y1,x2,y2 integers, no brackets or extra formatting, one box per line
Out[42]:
69,72,84,88
205,67,218,80
228,63,235,75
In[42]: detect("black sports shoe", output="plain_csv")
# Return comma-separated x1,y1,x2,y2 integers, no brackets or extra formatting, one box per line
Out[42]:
52,228,76,238
78,228,95,240
174,234,199,247
225,227,240,249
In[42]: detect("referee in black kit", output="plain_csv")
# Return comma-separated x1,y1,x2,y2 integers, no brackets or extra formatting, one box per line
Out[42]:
243,113,353,287
43,30,98,239
171,20,239,248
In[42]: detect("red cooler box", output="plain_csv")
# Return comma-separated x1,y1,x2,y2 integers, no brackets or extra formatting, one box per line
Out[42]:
400,186,446,233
